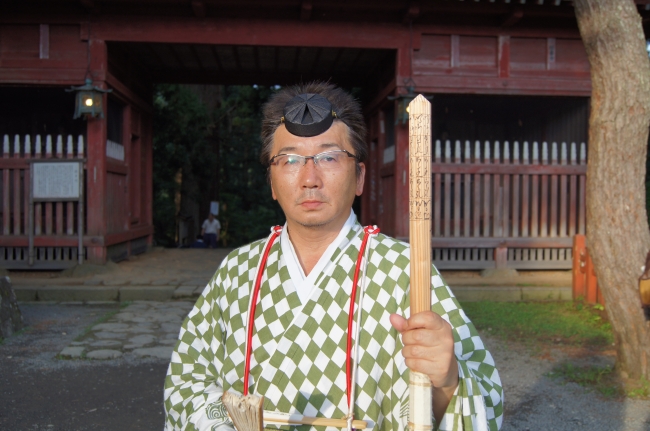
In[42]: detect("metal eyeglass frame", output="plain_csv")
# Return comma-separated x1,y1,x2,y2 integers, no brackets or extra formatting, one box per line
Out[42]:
268,149,357,169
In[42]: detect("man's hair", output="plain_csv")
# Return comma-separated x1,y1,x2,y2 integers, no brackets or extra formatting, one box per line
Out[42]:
260,82,367,173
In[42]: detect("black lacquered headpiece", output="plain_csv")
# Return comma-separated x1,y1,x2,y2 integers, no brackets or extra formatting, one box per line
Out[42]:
282,93,337,137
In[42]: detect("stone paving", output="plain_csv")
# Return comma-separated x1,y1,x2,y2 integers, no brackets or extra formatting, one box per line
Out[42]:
8,247,572,361
58,300,194,361
9,248,573,303
10,248,234,302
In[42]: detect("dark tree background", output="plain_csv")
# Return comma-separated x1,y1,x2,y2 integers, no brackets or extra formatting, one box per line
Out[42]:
152,84,284,248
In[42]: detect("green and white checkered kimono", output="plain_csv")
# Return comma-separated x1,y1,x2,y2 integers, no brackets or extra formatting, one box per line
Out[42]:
164,222,503,431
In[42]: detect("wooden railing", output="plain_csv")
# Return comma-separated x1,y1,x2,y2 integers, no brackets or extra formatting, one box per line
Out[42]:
0,134,86,269
426,139,587,270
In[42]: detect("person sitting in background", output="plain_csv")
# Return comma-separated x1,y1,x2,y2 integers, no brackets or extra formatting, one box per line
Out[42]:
200,213,221,248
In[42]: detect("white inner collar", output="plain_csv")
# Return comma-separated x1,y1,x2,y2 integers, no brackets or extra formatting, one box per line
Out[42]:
281,210,357,304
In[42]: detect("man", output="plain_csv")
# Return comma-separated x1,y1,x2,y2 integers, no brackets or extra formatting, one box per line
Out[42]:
201,213,221,249
164,82,503,431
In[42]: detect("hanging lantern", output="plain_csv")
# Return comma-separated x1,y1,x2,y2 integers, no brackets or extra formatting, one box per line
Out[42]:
388,86,431,125
66,78,112,119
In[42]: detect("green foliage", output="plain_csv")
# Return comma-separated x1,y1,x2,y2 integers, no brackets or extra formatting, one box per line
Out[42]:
212,86,285,246
152,84,284,248
627,377,650,398
153,84,215,247
460,301,613,347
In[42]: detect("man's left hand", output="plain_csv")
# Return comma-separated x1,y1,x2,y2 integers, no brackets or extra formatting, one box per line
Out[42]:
390,311,459,394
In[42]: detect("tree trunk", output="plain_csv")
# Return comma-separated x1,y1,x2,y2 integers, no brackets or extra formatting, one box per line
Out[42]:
574,0,650,380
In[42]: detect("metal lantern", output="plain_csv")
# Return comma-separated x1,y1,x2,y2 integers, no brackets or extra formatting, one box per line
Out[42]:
388,86,431,125
396,94,416,125
66,78,112,119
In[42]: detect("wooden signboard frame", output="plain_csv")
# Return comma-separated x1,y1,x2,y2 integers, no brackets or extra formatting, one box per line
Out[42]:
28,159,85,266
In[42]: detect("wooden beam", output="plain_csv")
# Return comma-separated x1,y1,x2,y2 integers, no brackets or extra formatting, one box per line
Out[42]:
191,1,207,18
364,77,396,115
79,0,99,14
0,226,154,248
106,72,154,115
103,225,155,247
413,75,591,96
430,162,586,175
402,2,420,25
502,8,524,27
498,35,510,78
394,236,574,248
39,24,50,59
300,0,312,21
92,18,411,48
0,15,585,42
0,68,89,85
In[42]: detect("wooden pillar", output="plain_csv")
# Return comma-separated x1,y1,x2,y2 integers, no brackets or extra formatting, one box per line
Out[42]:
360,115,373,226
123,104,133,257
142,113,154,247
572,234,587,299
395,123,409,239
494,246,508,269
85,38,108,264
585,249,598,304
394,43,411,239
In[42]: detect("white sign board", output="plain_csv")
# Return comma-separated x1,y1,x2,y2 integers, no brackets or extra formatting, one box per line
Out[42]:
210,201,219,216
32,162,81,200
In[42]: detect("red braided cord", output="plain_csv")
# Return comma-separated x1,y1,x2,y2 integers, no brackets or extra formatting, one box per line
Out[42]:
244,226,282,395
346,226,380,406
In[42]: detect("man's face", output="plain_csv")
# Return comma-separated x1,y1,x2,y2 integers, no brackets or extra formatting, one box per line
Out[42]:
269,121,365,231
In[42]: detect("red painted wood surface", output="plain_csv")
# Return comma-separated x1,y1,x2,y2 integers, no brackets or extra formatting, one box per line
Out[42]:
413,33,590,96
434,140,442,237
394,120,409,239
453,141,461,237
572,234,587,299
572,234,605,306
2,11,596,266
1,16,592,92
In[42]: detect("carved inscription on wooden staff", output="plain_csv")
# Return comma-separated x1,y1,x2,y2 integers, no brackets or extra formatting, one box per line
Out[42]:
407,95,433,431
408,112,431,221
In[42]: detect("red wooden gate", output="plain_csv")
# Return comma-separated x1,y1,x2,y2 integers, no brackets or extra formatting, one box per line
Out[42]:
0,134,86,269
429,139,587,270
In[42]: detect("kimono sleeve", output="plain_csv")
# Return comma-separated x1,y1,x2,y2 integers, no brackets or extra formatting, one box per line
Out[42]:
429,267,504,431
164,266,234,431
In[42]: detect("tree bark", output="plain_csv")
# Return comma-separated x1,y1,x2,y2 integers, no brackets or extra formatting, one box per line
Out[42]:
574,0,650,380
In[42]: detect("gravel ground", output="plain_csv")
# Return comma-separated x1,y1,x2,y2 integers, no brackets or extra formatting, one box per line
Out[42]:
0,303,170,431
1,303,650,431
486,335,650,431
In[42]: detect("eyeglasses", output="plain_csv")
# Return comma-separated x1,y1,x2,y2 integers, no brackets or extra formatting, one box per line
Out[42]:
269,149,356,173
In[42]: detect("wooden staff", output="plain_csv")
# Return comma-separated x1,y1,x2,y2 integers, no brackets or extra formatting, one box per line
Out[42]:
407,95,433,431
